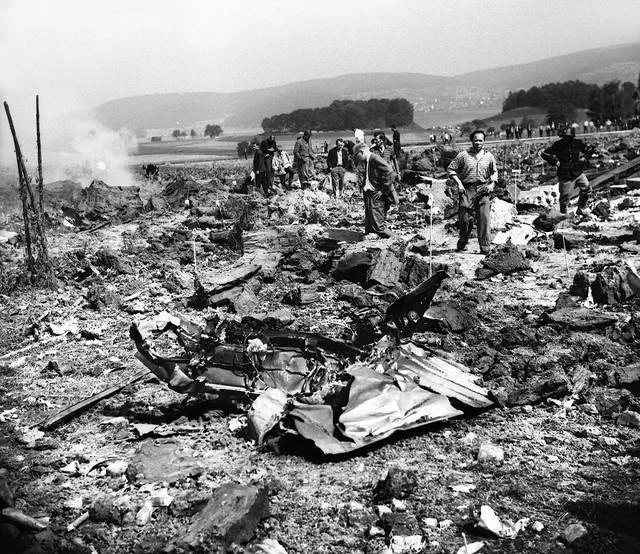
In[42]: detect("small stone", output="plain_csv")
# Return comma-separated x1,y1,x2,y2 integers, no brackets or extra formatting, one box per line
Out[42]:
389,534,424,553
63,496,83,510
423,517,438,528
477,443,505,466
391,499,407,512
106,460,128,477
369,525,385,537
560,523,587,544
136,500,154,526
532,521,544,533
598,436,619,447
439,519,453,529
546,455,560,463
460,432,478,446
522,405,533,413
616,410,640,428
579,403,599,415
375,467,419,501
377,505,392,517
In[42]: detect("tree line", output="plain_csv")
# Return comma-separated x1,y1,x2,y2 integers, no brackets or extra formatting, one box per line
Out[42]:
261,98,414,133
502,78,639,124
170,124,223,140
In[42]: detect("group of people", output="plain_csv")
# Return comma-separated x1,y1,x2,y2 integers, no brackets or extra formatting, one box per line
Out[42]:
252,124,594,255
251,126,403,198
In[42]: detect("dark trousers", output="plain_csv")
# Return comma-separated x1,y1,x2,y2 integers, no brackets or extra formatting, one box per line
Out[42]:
330,166,346,194
297,159,313,185
458,184,491,251
364,190,390,236
559,173,590,212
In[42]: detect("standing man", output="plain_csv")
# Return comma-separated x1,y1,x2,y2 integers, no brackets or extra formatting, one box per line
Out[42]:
327,138,350,197
541,126,595,215
391,125,401,158
260,134,277,193
447,130,498,255
252,142,269,195
293,130,315,188
353,143,398,237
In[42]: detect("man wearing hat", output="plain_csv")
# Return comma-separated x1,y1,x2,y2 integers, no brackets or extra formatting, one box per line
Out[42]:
447,129,497,254
541,126,595,214
353,143,398,237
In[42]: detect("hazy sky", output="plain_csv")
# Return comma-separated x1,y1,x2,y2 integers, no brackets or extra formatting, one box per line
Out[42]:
2,0,639,118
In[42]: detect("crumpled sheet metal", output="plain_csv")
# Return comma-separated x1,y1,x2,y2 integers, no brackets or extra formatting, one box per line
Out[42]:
130,312,353,397
281,345,493,455
287,364,463,455
391,343,493,409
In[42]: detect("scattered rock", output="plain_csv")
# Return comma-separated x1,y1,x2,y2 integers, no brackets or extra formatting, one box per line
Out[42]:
476,243,531,280
374,467,419,501
476,443,504,466
569,271,590,299
615,410,640,428
559,523,588,544
591,265,636,305
553,229,588,250
181,483,269,548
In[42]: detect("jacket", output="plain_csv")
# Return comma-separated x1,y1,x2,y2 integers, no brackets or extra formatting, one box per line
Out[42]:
327,146,350,170
293,137,314,163
541,138,594,180
364,153,399,203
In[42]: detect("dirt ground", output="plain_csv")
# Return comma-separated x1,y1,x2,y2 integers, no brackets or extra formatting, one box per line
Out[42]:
1,148,640,554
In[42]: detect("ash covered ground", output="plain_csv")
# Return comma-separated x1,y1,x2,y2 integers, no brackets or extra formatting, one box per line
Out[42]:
1,134,640,553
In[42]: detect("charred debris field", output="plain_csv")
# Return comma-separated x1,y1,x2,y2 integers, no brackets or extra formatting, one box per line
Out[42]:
1,134,640,554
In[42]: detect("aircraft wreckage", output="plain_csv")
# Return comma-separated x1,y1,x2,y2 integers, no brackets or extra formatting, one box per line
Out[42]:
130,272,494,455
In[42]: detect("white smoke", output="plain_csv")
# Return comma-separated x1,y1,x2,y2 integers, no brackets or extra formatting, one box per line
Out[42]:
42,114,139,187
1,99,138,188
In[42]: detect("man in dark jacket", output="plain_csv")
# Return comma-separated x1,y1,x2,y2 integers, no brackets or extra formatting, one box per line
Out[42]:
353,143,398,237
327,138,350,197
259,134,277,192
391,125,401,158
541,126,595,214
252,142,270,195
293,130,315,187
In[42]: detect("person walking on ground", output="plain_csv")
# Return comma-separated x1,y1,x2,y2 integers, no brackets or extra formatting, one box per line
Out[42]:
353,143,398,237
327,138,350,197
273,145,295,189
447,129,498,255
541,126,595,215
293,130,315,188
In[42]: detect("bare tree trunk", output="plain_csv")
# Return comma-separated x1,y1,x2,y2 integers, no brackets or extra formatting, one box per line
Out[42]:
4,100,54,285
36,95,44,217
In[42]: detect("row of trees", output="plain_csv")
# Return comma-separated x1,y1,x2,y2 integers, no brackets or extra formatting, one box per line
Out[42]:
261,98,413,133
503,78,639,124
170,124,223,140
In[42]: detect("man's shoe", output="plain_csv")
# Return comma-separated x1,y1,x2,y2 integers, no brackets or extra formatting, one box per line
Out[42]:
480,247,492,255
456,239,468,251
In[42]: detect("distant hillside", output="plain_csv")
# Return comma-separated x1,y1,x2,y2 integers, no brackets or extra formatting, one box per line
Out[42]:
458,42,640,90
94,42,640,132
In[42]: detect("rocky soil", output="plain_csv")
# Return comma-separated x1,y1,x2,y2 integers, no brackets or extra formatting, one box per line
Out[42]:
1,137,640,553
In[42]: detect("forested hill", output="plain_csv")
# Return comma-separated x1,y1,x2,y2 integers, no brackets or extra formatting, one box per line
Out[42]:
261,99,414,133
